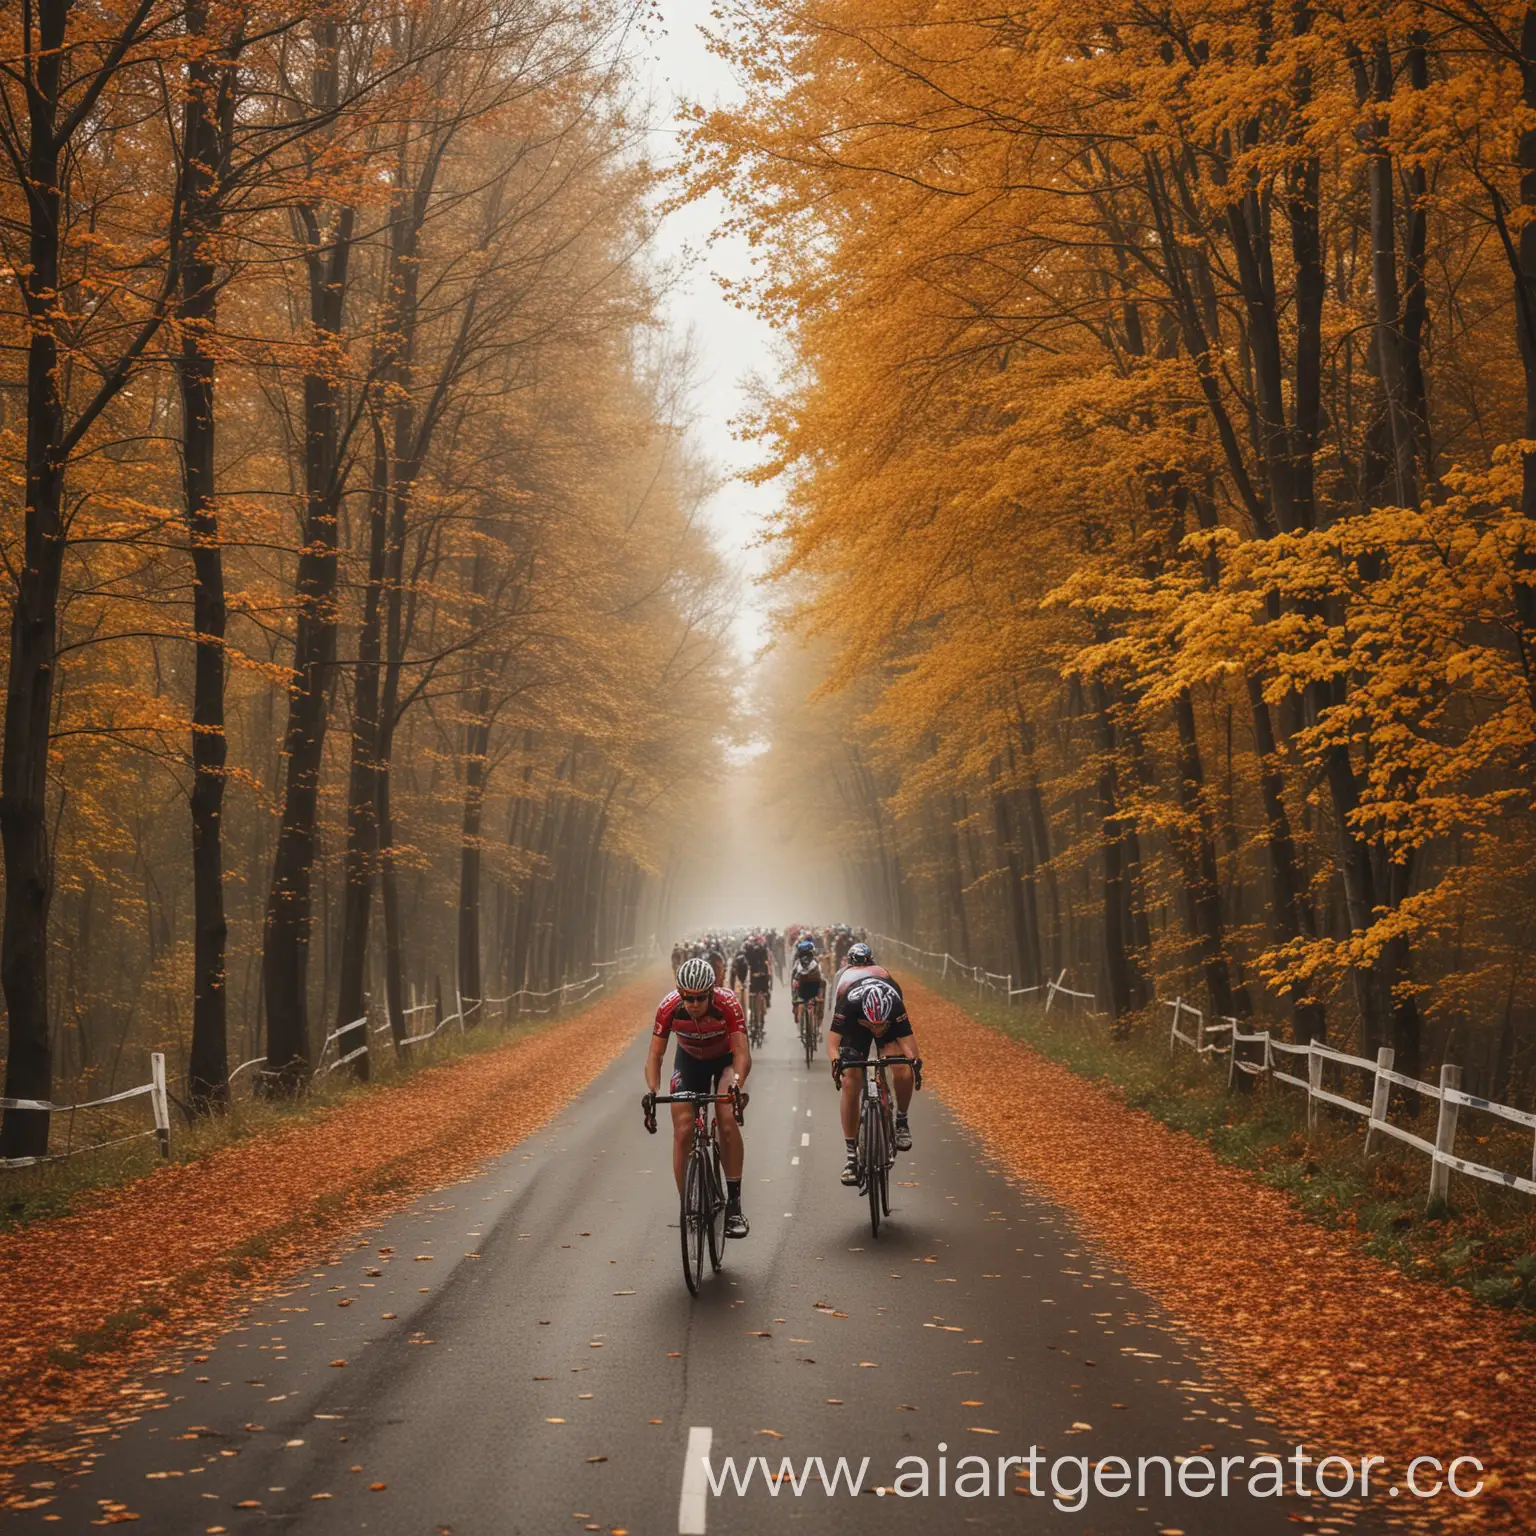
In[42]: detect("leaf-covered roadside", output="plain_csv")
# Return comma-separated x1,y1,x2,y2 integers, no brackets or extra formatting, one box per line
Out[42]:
0,979,653,1494
930,975,1536,1329
915,979,1536,1533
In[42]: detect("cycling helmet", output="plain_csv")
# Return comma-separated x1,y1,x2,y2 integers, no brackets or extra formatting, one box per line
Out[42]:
677,956,714,995
846,942,874,967
861,981,897,1025
796,937,815,956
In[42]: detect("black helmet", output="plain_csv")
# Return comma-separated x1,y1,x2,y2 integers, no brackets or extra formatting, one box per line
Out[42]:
846,942,873,966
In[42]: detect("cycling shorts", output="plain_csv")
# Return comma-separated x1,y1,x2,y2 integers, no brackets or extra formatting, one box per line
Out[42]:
670,1046,733,1096
834,1017,913,1062
793,973,824,1002
748,970,772,994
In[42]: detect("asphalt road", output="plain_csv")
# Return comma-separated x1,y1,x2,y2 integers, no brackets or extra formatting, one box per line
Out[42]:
9,988,1384,1535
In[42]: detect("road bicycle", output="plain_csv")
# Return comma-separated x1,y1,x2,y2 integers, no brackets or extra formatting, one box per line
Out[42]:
834,1054,922,1238
643,1083,745,1294
747,987,768,1047
794,994,820,1068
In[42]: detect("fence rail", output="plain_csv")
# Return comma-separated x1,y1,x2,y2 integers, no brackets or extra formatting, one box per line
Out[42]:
1162,996,1536,1205
0,1054,170,1169
7,944,654,1170
870,933,1099,1015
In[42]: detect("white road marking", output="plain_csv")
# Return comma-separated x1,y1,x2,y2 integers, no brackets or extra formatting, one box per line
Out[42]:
679,1425,713,1534
791,1156,799,1165
800,1133,810,1147
805,1109,812,1117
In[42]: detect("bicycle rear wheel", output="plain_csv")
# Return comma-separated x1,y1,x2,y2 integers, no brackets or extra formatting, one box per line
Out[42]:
861,1110,883,1238
681,1153,708,1295
706,1143,727,1271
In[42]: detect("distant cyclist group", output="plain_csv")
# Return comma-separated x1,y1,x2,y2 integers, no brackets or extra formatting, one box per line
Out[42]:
646,926,922,1283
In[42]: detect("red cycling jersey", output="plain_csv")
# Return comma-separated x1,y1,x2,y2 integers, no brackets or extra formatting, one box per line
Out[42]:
653,986,748,1060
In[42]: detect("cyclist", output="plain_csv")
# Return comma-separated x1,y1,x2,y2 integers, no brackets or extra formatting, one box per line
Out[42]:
790,937,824,1037
834,937,875,989
729,945,750,1010
706,943,728,989
828,962,920,1184
646,956,752,1238
743,932,772,1023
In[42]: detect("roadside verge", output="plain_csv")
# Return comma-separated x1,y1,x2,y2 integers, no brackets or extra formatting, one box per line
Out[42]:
0,977,654,1465
912,977,1535,1534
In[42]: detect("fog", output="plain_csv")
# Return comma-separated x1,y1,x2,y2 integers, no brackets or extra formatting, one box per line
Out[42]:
663,752,849,935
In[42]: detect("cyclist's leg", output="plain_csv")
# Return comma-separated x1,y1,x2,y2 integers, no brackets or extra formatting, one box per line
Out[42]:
880,1023,917,1113
836,1026,869,1182
879,1025,916,1148
714,1061,744,1181
669,1051,711,1191
714,1058,749,1237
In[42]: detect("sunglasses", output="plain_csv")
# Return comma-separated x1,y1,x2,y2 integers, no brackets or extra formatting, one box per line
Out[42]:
680,989,712,1005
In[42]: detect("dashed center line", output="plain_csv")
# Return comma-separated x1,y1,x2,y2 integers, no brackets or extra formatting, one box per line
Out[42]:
801,1133,810,1147
679,1425,712,1534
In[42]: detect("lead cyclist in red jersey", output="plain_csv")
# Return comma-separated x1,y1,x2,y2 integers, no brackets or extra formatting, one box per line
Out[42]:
645,955,752,1238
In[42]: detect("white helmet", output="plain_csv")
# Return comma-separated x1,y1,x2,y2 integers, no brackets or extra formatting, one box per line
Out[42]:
861,980,898,1025
677,956,715,994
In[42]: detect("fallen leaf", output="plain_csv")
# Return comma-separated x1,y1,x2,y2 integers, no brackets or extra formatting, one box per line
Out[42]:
759,1429,784,1438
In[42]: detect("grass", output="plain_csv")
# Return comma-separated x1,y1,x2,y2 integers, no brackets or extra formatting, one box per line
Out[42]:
0,991,619,1235
931,974,1536,1332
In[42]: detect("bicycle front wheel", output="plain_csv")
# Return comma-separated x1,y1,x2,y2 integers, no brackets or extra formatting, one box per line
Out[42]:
681,1153,708,1295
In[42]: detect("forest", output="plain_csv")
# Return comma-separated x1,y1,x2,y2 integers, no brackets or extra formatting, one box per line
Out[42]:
0,0,733,1158
703,0,1536,1099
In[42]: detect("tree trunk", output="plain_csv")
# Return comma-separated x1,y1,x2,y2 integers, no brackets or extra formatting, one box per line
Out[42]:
1093,681,1138,1029
261,160,355,1088
457,687,493,1016
1171,688,1238,1021
0,20,67,1157
179,0,234,1112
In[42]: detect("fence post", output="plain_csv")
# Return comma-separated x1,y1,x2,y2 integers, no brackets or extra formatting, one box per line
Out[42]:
149,1052,170,1158
1427,1063,1462,1209
1306,1047,1322,1138
1364,1047,1395,1159
1006,975,1013,1008
1226,1021,1237,1090
1168,997,1182,1054
941,953,949,980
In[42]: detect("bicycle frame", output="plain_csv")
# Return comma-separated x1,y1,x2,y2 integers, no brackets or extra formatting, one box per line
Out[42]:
645,1086,743,1293
836,1055,922,1238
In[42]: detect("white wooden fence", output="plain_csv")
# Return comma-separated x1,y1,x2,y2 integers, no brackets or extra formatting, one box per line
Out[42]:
3,944,653,1169
222,944,649,1091
1163,996,1536,1205
0,1053,170,1169
870,933,1098,1014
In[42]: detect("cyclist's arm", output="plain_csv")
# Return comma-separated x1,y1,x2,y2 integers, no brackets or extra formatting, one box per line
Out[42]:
721,990,750,1087
644,1032,667,1094
826,1020,843,1064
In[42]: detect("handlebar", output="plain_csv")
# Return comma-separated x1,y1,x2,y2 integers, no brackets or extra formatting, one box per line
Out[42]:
641,1084,746,1133
832,1055,923,1090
